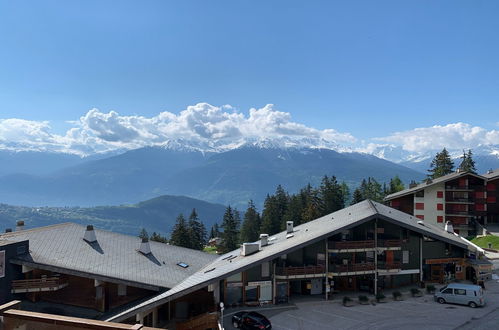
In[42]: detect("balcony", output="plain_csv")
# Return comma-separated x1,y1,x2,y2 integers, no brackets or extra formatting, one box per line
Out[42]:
328,239,402,251
275,265,326,279
330,263,375,274
11,276,68,293
329,240,374,250
378,262,402,271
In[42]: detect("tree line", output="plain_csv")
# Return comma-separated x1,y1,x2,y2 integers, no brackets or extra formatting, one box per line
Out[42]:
141,147,480,253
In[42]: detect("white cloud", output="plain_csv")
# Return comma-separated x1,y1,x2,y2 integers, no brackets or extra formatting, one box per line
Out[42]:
0,103,356,156
375,123,499,153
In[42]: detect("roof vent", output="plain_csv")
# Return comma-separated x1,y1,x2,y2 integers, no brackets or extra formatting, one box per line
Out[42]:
417,221,424,226
286,221,294,234
139,237,152,255
5,228,12,233
488,169,494,174
241,242,260,256
16,220,25,231
260,234,269,247
445,221,454,233
83,225,97,243
456,168,462,173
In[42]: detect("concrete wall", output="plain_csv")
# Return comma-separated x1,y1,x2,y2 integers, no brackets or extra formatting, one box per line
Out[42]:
414,182,445,229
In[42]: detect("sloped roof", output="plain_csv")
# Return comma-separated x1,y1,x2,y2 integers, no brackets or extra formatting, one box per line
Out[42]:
107,200,474,322
0,223,217,290
384,171,486,201
483,168,499,180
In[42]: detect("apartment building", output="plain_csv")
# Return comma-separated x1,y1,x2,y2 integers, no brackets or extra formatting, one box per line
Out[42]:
385,170,499,237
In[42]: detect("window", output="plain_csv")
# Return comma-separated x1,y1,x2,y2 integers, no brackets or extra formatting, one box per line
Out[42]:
437,203,443,211
442,288,453,294
437,191,443,198
454,289,466,295
402,251,409,264
415,203,424,210
487,183,495,191
487,196,496,203
177,262,189,268
476,204,486,212
416,215,424,220
415,190,424,198
261,262,270,277
437,216,443,223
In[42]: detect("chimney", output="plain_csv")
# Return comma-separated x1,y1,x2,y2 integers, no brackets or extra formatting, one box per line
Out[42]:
444,221,454,234
409,180,417,189
488,169,494,174
260,234,269,247
16,220,25,231
286,221,294,234
456,168,461,173
241,242,260,256
83,225,97,243
139,237,151,255
5,228,12,233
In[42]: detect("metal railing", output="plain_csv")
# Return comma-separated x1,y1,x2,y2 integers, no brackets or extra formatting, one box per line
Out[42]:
329,239,402,249
331,263,375,273
276,265,325,276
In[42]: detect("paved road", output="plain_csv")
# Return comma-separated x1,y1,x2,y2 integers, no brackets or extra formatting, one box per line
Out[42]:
224,278,499,330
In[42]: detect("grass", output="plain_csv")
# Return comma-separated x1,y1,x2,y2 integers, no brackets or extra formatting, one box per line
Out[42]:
203,246,218,254
471,235,499,250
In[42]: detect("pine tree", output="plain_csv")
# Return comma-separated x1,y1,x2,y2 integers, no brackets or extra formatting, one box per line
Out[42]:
187,208,207,250
340,182,350,206
240,201,261,243
351,188,364,205
301,185,321,223
150,232,168,243
138,228,149,240
459,149,477,174
283,194,305,227
318,175,345,216
170,214,190,248
389,175,405,194
428,148,454,179
260,194,281,235
209,223,220,239
220,206,240,253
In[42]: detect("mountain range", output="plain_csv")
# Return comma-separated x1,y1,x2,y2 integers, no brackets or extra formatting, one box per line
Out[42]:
0,142,425,209
0,195,226,236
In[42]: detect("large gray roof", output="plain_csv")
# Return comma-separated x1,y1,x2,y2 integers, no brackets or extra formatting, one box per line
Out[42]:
107,200,475,322
0,223,217,290
483,168,499,180
384,171,486,201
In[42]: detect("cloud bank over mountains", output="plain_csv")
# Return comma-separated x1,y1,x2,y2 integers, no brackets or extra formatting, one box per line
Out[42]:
1,103,498,161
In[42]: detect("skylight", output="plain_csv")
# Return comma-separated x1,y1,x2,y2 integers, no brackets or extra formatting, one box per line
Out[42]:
177,262,189,268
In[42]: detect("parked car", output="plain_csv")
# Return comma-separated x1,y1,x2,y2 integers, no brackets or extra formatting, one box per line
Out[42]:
434,283,485,308
232,311,272,329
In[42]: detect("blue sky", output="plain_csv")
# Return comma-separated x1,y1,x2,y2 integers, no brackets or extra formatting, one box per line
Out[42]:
0,0,498,148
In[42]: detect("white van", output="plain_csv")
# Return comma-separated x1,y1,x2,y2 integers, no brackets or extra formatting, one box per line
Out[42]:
434,283,485,308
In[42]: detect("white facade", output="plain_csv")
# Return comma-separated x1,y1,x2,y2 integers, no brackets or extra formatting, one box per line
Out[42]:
413,182,445,229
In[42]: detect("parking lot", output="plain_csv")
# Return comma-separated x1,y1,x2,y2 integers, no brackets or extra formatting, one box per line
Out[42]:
224,278,499,330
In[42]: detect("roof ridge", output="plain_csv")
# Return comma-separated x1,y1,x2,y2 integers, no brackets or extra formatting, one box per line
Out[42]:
366,199,379,215
0,222,74,237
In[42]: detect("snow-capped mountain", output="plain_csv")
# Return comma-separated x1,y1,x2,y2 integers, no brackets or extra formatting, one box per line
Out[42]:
367,144,499,174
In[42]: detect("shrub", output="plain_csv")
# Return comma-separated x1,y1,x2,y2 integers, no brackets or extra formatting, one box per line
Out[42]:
343,296,352,304
358,295,369,302
411,288,421,296
392,291,402,299
375,293,386,302
426,284,436,293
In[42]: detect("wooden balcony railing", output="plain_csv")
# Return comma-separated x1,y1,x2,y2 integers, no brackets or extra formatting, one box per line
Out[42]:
276,265,325,276
11,277,68,293
378,239,402,247
329,239,402,249
378,262,402,270
331,263,375,273
329,240,374,250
